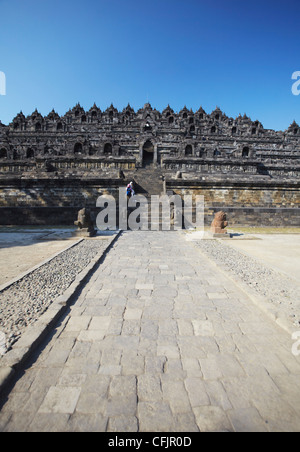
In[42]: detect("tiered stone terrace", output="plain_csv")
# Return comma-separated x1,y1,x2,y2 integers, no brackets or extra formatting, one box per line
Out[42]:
0,103,299,226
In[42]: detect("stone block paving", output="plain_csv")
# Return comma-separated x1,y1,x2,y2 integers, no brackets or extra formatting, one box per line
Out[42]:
1,231,300,432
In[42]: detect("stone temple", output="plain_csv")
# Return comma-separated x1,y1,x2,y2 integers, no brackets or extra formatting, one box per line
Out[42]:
0,102,299,226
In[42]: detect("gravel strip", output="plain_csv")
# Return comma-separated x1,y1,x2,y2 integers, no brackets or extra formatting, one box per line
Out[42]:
0,239,109,350
195,239,300,328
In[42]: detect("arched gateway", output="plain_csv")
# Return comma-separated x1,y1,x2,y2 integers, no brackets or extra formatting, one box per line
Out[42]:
142,140,155,167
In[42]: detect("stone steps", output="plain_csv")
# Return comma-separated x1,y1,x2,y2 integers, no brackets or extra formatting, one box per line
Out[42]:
126,167,165,196
121,168,200,230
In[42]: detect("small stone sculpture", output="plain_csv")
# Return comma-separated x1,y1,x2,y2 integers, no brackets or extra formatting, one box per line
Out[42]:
210,211,228,235
74,208,96,237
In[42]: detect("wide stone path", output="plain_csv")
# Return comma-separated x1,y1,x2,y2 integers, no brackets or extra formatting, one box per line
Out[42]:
1,231,300,432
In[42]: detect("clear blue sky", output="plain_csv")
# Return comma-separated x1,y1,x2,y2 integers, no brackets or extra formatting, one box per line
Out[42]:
0,0,299,130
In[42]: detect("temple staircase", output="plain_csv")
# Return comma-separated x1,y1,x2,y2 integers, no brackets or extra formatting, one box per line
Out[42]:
123,166,180,230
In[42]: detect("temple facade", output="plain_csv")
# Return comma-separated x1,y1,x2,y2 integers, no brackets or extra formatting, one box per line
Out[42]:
0,103,299,226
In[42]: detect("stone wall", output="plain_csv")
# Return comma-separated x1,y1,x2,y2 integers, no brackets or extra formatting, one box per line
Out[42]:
205,207,300,227
0,177,122,225
162,158,299,180
0,157,136,174
169,179,300,226
0,176,299,227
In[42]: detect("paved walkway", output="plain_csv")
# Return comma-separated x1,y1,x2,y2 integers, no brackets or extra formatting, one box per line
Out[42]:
0,231,300,432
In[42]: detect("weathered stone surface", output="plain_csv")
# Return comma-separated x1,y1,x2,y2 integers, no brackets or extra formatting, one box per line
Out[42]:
193,406,233,432
210,211,228,234
1,231,300,433
38,386,81,414
0,103,299,227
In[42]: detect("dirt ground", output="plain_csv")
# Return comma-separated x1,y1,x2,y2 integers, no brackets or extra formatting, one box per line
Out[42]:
0,228,78,286
224,233,300,283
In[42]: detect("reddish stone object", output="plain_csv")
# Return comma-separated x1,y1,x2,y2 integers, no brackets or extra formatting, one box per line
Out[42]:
211,211,228,234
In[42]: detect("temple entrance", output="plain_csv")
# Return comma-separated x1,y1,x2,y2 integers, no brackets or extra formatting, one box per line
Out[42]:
142,140,154,167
